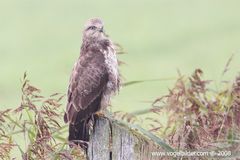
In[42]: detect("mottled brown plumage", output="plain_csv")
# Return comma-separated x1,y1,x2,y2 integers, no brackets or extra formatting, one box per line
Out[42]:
64,18,120,146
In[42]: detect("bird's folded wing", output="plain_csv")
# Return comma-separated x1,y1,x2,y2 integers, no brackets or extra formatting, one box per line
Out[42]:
65,51,108,123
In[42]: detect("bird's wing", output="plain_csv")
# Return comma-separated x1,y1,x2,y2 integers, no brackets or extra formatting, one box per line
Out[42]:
64,50,108,124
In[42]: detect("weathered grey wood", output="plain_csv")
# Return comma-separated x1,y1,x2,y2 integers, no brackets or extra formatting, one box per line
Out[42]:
112,123,136,160
87,117,165,160
88,118,111,160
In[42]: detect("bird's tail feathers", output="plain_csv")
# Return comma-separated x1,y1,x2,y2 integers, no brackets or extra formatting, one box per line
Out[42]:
68,117,92,148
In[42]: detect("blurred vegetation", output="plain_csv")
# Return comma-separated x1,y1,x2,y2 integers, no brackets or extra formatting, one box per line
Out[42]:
1,68,240,159
113,68,240,158
0,73,86,159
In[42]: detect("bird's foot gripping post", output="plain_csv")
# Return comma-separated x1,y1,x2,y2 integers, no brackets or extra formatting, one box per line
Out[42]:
94,111,105,118
94,108,113,119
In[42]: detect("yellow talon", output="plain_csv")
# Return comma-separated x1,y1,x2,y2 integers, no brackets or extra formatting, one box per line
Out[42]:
94,111,105,118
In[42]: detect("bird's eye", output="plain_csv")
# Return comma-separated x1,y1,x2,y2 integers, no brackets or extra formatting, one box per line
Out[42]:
88,26,97,30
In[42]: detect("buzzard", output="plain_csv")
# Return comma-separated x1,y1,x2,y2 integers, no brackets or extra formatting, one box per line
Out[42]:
64,18,120,146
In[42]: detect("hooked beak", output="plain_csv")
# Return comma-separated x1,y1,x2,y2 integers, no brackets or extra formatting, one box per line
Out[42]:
99,27,104,33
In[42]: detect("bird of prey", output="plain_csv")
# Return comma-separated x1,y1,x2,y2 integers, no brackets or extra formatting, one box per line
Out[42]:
64,18,120,146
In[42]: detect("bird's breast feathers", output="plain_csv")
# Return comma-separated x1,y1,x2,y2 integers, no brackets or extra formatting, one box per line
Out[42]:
102,45,119,91
99,44,119,108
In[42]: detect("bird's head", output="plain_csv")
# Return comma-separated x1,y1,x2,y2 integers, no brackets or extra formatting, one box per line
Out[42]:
83,18,105,40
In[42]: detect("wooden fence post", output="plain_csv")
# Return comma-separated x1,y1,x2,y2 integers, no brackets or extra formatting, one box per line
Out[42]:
87,117,166,160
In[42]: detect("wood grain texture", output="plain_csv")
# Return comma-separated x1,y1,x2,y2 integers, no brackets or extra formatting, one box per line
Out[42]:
87,117,165,160
87,118,111,160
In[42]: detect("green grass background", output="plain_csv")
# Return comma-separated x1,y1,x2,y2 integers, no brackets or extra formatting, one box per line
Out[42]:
1,0,240,113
